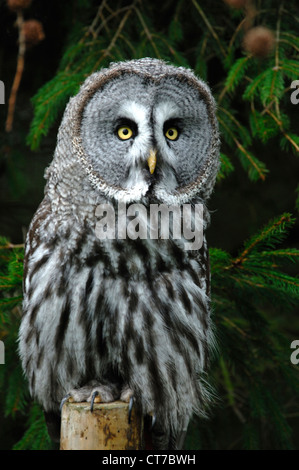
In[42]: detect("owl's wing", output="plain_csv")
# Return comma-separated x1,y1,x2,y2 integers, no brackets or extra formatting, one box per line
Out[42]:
201,238,211,298
23,197,52,295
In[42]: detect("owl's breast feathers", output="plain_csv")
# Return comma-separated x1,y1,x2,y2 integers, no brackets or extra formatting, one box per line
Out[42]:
20,196,214,432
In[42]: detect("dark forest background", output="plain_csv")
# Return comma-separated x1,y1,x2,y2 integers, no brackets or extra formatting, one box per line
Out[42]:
0,0,298,450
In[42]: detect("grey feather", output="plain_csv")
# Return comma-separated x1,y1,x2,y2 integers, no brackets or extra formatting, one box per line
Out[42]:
18,58,220,449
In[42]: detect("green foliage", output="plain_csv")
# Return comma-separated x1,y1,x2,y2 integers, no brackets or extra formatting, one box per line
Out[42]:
186,214,299,450
0,238,50,449
211,213,299,304
13,404,53,450
27,72,83,150
225,56,251,93
217,153,235,181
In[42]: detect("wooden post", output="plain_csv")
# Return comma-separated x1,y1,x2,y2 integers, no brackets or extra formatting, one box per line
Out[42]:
60,401,144,450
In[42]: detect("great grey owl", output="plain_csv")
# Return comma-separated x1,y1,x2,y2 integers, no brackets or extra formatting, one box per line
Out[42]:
19,58,220,449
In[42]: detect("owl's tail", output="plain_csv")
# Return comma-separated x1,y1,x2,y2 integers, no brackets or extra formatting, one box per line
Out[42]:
144,415,187,450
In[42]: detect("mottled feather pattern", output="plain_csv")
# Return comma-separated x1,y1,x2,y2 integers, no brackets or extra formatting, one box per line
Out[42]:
19,58,220,449
21,199,213,428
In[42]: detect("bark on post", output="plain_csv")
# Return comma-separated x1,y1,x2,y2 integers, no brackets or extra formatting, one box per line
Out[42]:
60,401,144,450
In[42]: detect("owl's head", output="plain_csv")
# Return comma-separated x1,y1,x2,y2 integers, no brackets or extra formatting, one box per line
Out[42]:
48,58,220,205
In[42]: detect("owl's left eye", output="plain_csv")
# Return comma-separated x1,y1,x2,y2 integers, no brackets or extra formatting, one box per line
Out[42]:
163,119,181,142
165,127,179,141
117,126,134,140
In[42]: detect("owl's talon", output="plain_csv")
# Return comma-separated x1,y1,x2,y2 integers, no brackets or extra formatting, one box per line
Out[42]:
90,390,99,412
128,396,134,424
151,413,157,430
60,393,71,413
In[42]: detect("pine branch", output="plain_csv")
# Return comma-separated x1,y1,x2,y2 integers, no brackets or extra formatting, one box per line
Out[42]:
134,7,161,59
13,404,52,450
232,213,295,266
217,153,234,181
191,0,227,58
258,249,299,262
211,213,299,309
5,11,26,132
92,3,135,71
224,56,251,94
218,114,268,181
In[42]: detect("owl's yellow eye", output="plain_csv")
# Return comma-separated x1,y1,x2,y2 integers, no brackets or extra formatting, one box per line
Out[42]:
165,127,179,141
117,126,133,140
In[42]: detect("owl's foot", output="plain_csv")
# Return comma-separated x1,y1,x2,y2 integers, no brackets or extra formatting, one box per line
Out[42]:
60,382,135,413
120,384,134,403
60,380,120,412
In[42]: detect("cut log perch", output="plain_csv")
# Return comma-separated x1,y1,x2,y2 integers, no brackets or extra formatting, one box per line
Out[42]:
60,401,144,450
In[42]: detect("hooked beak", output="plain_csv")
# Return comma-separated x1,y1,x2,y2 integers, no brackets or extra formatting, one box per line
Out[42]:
147,149,157,174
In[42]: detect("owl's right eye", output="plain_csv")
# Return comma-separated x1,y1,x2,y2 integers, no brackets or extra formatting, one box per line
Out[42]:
117,126,134,140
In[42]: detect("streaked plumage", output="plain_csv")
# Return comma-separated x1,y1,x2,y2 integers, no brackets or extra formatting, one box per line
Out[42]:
19,58,220,449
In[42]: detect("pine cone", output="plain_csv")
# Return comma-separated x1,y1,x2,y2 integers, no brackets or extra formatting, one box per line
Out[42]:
223,0,248,9
243,26,275,58
22,20,45,46
7,0,32,11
